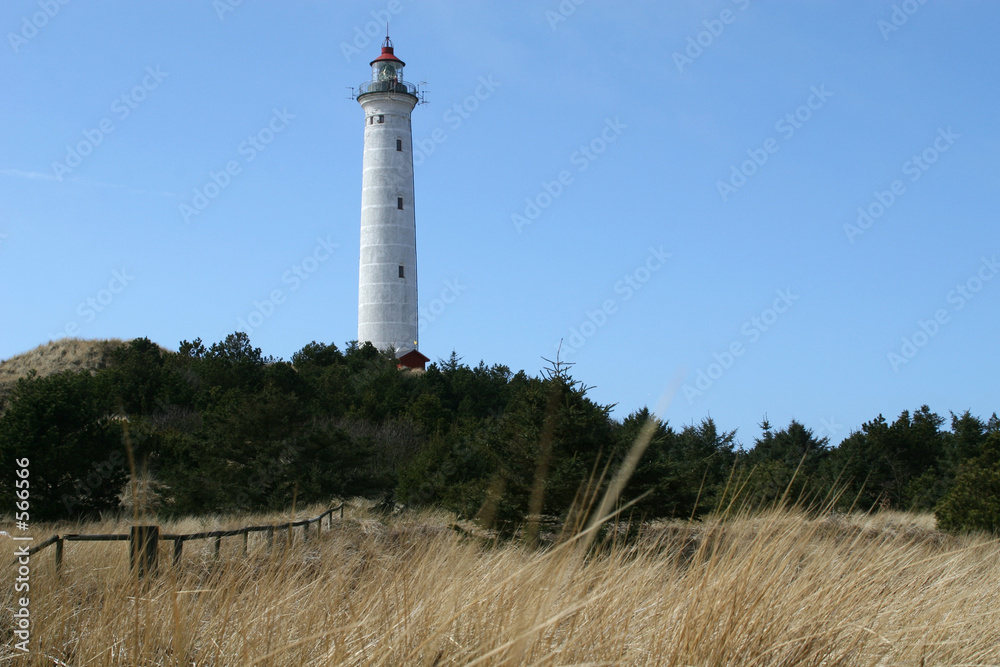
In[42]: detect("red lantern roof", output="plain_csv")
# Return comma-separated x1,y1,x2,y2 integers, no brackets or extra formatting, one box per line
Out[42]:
371,35,405,67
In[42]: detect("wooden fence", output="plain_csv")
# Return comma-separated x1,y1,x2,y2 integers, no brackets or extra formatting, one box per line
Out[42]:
15,504,345,576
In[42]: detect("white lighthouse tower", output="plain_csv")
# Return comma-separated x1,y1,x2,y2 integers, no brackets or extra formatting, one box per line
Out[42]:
356,35,421,360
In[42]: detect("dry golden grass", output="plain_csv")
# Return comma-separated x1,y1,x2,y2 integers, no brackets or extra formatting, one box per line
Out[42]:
5,501,999,666
0,338,125,404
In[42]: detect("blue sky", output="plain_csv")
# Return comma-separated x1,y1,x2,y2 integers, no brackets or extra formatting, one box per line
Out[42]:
2,1,997,447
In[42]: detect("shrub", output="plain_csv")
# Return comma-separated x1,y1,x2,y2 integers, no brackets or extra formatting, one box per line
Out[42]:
935,434,1000,534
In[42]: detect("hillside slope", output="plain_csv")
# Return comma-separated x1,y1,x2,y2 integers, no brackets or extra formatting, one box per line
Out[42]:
0,338,124,405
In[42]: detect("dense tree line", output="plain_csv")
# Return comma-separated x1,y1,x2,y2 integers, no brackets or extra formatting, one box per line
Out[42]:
1,334,997,534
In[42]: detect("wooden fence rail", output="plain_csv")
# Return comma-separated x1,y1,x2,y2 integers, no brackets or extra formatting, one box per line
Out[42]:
14,504,345,576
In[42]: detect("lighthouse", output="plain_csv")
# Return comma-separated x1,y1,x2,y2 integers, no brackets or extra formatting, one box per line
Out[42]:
355,35,423,364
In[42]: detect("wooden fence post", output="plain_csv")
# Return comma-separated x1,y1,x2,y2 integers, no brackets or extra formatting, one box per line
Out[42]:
129,525,159,577
213,535,221,559
266,527,274,551
173,538,184,566
242,531,249,557
55,537,63,574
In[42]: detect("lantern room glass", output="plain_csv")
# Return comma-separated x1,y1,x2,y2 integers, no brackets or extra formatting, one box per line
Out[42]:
372,61,403,83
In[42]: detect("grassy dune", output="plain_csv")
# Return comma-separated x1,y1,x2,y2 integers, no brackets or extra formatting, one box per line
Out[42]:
5,503,999,665
0,338,124,406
